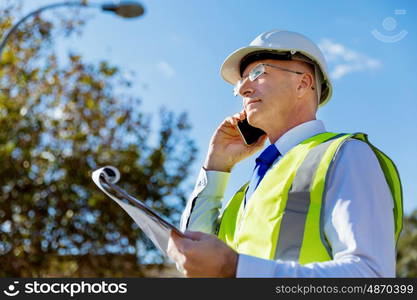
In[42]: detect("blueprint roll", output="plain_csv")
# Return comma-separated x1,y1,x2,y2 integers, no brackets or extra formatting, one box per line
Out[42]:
92,165,184,257
95,166,120,184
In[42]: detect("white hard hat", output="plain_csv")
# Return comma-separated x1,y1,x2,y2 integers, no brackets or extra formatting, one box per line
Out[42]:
220,30,333,107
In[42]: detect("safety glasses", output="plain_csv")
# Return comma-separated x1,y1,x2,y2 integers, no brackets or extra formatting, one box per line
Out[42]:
233,63,304,96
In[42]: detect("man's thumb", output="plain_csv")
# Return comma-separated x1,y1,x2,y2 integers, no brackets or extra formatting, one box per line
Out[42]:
184,230,207,241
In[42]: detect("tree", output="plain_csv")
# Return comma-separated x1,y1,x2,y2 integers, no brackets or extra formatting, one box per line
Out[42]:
396,210,417,277
0,1,197,276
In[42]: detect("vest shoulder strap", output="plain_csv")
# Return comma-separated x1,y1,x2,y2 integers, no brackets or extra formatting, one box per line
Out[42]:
217,181,249,247
349,133,403,242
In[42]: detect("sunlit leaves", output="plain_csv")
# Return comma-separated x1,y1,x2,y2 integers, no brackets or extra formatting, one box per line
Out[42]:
0,1,196,276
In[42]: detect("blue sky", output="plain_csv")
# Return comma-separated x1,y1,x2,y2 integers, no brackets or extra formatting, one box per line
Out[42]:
21,0,416,215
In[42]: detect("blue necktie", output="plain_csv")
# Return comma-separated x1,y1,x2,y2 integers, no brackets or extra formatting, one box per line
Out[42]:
245,144,281,205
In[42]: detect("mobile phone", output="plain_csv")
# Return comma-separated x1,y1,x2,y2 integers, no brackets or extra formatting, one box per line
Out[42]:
237,118,266,145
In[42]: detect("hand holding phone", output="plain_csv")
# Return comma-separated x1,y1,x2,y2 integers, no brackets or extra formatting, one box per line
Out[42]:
203,111,266,172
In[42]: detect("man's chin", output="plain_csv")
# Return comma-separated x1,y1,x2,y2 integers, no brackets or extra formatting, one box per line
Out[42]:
246,111,259,127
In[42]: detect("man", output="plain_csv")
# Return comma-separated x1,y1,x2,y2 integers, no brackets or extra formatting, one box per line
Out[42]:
167,30,403,277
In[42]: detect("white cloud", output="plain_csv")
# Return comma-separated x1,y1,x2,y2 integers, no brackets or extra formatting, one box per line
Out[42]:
156,61,175,78
318,39,381,80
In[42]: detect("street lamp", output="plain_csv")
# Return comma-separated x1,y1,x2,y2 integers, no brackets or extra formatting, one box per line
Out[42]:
0,1,145,57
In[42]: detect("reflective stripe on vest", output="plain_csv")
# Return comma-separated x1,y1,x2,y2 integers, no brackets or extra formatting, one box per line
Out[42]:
217,132,403,265
274,133,345,261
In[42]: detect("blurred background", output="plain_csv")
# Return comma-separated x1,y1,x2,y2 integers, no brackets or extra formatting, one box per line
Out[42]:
0,0,416,277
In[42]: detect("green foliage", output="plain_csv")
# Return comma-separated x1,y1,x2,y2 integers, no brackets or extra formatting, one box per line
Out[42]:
396,210,417,277
0,1,197,276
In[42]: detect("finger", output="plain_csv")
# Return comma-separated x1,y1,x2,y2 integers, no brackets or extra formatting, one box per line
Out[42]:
176,262,185,275
233,113,245,121
170,230,184,239
170,230,183,244
225,117,235,126
226,117,239,127
183,230,209,241
169,231,191,251
167,236,180,258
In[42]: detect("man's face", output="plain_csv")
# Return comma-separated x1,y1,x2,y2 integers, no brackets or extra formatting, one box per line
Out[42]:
238,59,303,131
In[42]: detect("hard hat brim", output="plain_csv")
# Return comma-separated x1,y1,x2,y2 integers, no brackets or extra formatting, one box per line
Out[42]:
220,46,271,85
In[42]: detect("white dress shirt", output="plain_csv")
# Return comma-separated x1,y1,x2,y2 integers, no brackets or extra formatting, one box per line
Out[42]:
181,120,396,277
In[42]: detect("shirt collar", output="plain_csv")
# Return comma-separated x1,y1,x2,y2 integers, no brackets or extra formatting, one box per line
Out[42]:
273,119,326,156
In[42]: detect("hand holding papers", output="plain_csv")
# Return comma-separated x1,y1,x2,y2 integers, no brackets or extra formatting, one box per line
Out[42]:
92,166,184,257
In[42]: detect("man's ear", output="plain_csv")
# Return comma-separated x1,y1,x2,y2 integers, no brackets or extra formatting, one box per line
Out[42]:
296,73,314,98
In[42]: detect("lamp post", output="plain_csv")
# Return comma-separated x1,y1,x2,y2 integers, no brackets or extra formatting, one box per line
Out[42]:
0,1,145,58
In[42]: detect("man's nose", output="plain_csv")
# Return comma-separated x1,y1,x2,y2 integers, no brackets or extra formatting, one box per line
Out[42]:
238,78,255,97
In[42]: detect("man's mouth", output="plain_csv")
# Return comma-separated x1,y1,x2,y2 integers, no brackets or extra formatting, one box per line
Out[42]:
246,99,261,108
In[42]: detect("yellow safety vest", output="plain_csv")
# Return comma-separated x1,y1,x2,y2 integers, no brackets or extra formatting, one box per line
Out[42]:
217,132,403,265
